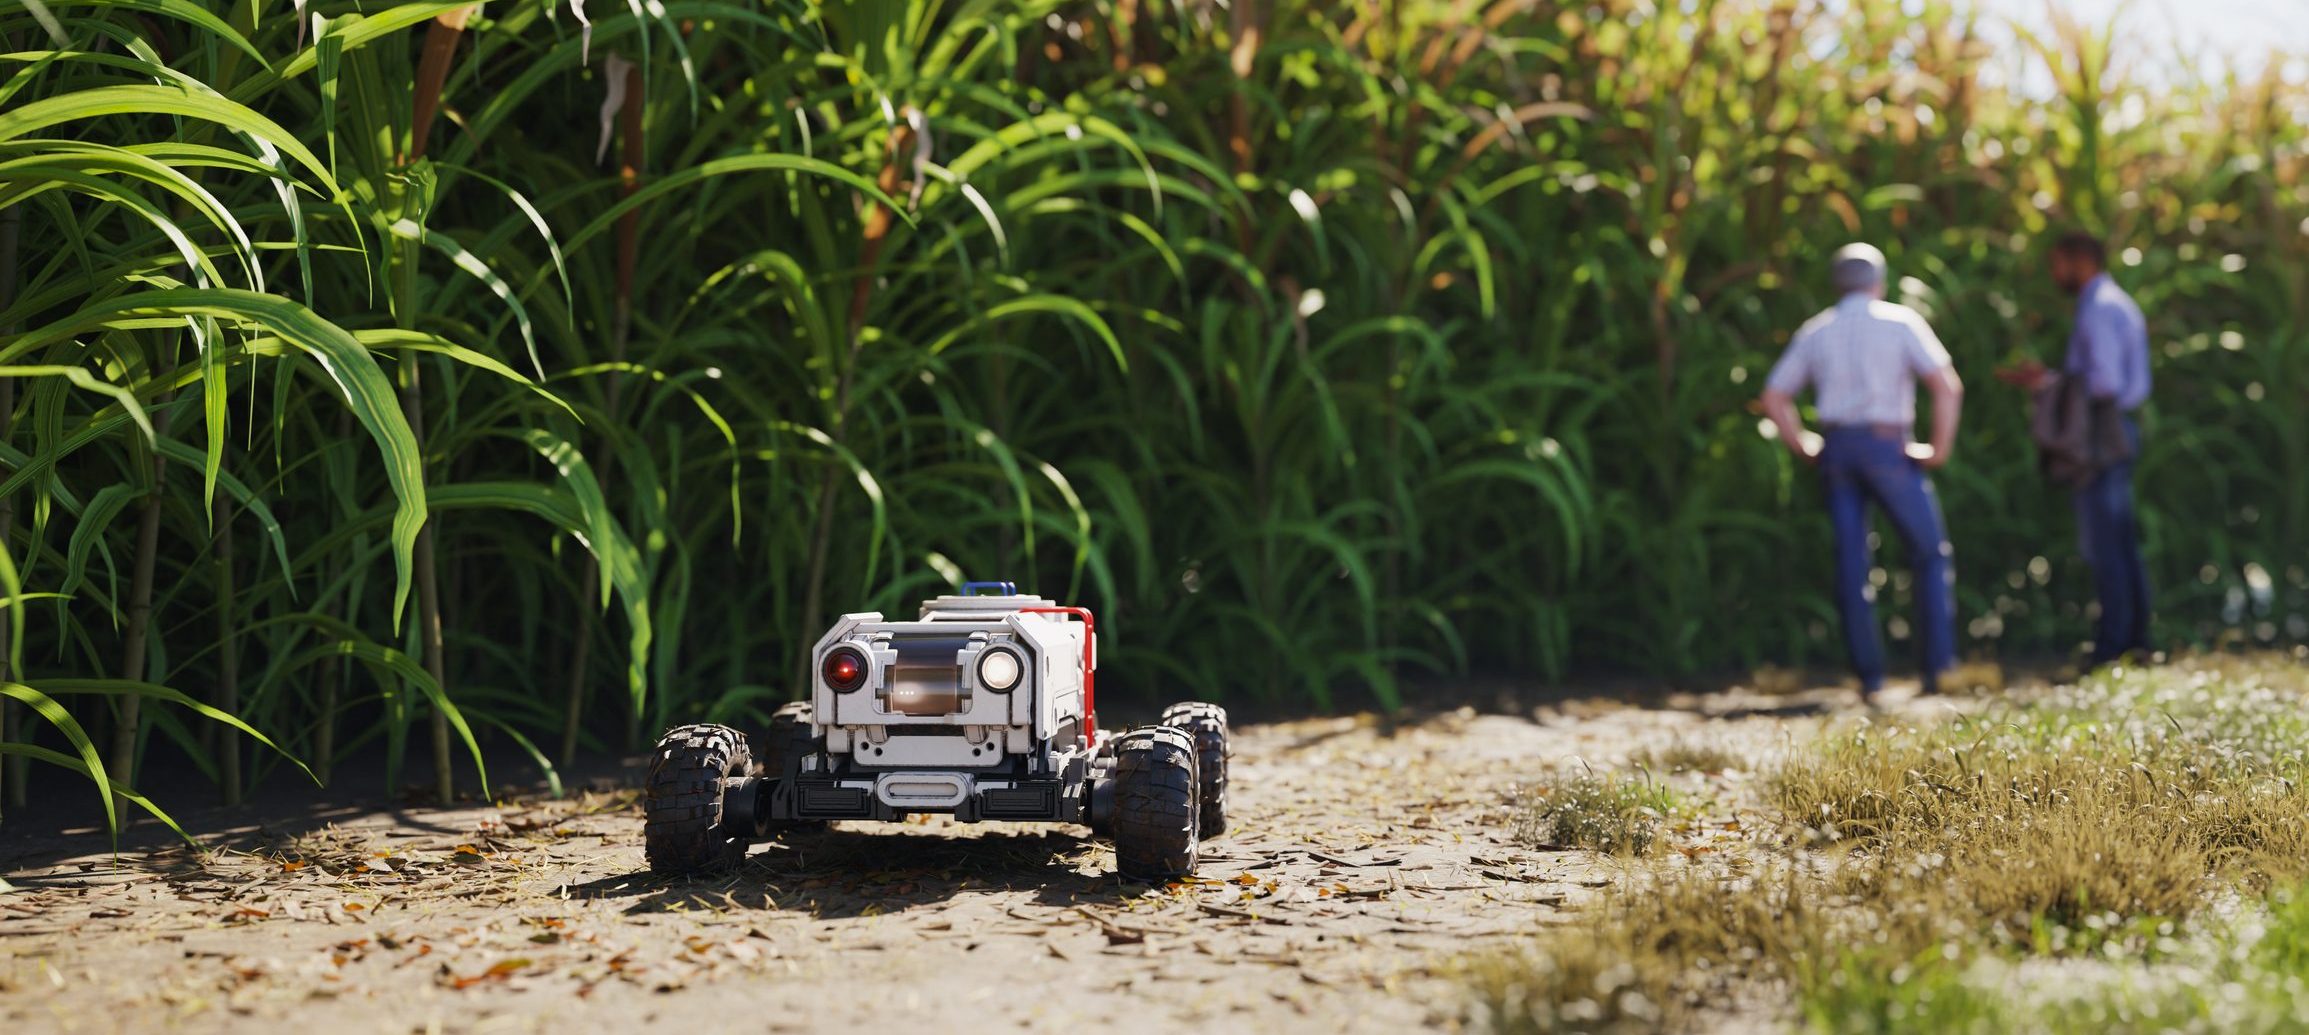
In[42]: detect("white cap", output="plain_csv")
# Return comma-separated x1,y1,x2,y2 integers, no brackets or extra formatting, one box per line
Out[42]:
1831,242,1887,294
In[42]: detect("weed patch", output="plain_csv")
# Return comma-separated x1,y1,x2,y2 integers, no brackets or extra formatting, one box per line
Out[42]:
1630,740,1748,775
1467,862,1823,1034
1467,658,2309,1033
1516,774,1682,855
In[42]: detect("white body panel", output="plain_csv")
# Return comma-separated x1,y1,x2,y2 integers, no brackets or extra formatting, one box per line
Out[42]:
808,595,1094,769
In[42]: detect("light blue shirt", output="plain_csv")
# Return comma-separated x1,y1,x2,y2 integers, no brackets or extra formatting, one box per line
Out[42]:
1766,295,1953,427
2065,273,2151,411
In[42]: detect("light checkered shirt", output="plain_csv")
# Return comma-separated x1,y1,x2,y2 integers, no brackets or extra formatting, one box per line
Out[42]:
1766,296,1953,427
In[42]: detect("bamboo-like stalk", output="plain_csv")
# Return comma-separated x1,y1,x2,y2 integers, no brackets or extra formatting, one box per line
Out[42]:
406,5,475,805
313,408,354,789
212,492,239,804
1107,0,1138,71
561,560,599,764
563,55,645,763
562,560,598,765
411,471,448,803
111,421,169,791
0,197,19,814
1224,0,1262,262
1226,0,1261,176
409,11,470,165
313,647,339,787
798,117,917,689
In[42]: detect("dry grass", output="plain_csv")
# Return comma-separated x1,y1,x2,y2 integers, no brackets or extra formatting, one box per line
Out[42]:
1939,660,2009,696
1465,861,1824,1035
1515,774,1682,855
1774,667,2309,934
1629,740,1748,775
1469,657,2309,1034
1776,733,2248,937
1745,664,1810,697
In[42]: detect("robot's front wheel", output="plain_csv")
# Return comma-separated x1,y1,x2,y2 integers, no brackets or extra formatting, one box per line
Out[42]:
1109,725,1201,880
643,723,753,874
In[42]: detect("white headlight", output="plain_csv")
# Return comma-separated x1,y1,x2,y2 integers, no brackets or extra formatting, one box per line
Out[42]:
978,648,1022,692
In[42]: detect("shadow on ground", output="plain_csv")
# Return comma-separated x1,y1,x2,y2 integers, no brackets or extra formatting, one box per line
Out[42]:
561,826,1130,919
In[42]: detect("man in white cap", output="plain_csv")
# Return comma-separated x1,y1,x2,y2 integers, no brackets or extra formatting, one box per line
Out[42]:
1759,243,1965,701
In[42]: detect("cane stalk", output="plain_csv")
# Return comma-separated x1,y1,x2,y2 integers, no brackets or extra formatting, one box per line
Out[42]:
562,54,645,764
797,116,916,689
212,492,239,804
109,396,171,793
0,195,17,815
404,4,477,804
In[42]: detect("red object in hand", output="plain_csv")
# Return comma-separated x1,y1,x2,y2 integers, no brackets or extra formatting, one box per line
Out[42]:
1995,360,2051,391
823,648,866,691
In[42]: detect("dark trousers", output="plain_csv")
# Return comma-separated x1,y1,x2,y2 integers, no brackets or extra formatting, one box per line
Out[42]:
2076,419,2151,664
1821,429,1956,693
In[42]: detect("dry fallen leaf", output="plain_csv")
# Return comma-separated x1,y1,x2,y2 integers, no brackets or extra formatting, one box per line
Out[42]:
442,957,532,990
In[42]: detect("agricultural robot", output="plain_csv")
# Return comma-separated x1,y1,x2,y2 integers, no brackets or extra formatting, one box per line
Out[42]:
642,583,1230,880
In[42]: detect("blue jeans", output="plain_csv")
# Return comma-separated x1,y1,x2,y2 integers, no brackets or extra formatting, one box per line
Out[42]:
2076,420,2151,664
1820,429,1956,693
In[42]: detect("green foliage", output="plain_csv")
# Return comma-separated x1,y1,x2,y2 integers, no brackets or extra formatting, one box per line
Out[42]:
1796,886,2309,1035
1798,950,1994,1035
2,0,2307,824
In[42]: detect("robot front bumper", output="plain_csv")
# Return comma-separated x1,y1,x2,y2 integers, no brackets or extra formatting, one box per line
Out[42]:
723,767,1114,830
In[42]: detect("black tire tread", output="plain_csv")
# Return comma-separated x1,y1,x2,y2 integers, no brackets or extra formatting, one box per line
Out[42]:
1160,701,1231,837
644,723,751,874
761,701,814,779
1111,725,1200,880
759,701,826,834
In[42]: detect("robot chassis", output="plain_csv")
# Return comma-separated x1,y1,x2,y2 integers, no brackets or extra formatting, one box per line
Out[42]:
643,584,1230,880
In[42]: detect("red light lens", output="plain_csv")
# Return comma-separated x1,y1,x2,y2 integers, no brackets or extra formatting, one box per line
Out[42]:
823,648,866,691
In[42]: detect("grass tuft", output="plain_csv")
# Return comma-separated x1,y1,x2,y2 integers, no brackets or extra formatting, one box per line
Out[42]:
1629,739,1747,775
1467,861,1822,1034
1516,774,1681,855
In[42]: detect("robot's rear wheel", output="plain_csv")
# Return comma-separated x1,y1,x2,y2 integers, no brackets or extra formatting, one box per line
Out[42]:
762,700,815,768
758,701,827,834
643,723,752,874
1160,701,1231,837
1110,725,1200,880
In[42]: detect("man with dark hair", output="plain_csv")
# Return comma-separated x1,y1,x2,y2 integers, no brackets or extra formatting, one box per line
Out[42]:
1761,243,1964,702
2002,231,2154,667
2052,231,2105,269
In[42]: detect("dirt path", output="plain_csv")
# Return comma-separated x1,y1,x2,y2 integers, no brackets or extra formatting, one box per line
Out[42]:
1,688,1879,1034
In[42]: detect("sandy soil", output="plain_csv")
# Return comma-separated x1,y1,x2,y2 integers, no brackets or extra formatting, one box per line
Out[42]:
0,685,1900,1034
